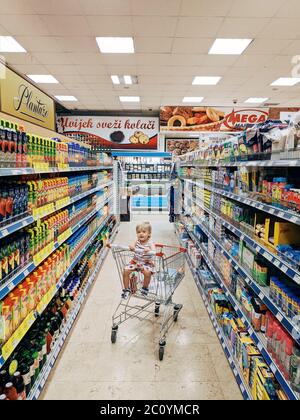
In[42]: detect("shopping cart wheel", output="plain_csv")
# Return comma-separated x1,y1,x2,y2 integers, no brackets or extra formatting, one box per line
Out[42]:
111,327,118,344
159,346,165,361
173,304,183,322
155,303,160,317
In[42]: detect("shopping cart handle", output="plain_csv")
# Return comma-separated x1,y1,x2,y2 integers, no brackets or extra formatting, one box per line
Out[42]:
108,244,131,251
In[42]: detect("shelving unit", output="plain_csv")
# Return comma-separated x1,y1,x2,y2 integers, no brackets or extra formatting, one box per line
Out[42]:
0,166,113,177
27,222,119,400
177,148,300,401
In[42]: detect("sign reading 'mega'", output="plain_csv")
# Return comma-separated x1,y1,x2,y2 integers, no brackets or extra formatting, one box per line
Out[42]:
0,63,55,130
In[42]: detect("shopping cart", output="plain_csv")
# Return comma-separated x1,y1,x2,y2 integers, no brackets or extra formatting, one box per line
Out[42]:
109,244,186,360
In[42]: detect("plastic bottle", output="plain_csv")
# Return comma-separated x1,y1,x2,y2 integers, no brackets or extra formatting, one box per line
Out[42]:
4,382,18,400
290,344,300,394
19,364,31,397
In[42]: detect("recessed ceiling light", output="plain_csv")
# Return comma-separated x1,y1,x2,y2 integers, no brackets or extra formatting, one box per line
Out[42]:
192,76,221,85
124,75,132,85
0,36,26,53
96,37,135,53
209,38,252,55
244,97,268,104
55,95,78,102
271,77,300,86
27,74,59,84
183,97,204,103
119,96,140,103
111,75,120,85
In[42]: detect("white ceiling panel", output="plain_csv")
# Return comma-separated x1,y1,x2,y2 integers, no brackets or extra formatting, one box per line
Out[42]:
75,65,107,76
228,0,284,18
32,52,73,65
15,36,63,53
246,39,292,55
276,0,300,18
172,38,214,54
55,37,98,53
66,53,104,66
81,75,111,84
180,0,233,17
283,40,300,56
216,18,270,38
203,55,238,67
29,0,83,15
45,64,80,75
135,37,173,54
14,64,50,74
1,53,40,65
234,54,274,68
80,0,130,15
176,17,223,37
87,16,133,37
0,0,35,14
0,15,50,36
100,54,137,66
258,19,300,39
55,75,85,84
133,17,177,37
131,0,181,16
40,16,92,37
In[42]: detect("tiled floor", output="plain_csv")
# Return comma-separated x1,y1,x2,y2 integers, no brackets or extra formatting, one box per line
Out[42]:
41,215,242,400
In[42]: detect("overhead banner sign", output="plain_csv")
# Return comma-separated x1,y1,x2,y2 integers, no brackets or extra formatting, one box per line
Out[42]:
57,115,159,149
160,106,269,132
0,63,55,130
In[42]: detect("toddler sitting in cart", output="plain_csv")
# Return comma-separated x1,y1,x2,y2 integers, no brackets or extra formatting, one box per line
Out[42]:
108,221,156,299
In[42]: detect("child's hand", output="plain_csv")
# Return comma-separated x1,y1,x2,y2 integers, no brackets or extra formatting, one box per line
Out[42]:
129,245,135,252
107,243,111,248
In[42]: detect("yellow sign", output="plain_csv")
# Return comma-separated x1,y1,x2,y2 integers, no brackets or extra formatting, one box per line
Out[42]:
0,63,55,130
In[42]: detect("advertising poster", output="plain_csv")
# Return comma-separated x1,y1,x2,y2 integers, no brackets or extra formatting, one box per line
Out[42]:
57,115,159,149
160,106,269,132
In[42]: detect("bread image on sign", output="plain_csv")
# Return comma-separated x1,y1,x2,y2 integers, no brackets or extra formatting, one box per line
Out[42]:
160,106,226,131
130,131,150,144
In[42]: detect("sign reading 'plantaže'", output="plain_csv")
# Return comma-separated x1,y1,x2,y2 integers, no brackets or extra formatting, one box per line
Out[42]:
56,115,159,149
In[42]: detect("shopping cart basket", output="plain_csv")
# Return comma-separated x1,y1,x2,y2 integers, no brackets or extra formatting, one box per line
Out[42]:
109,244,186,360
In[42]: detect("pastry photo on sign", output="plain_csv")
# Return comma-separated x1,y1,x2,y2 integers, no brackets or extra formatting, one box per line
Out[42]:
129,131,150,144
160,106,226,131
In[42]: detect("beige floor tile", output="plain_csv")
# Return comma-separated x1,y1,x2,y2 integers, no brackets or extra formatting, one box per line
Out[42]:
154,381,225,400
219,381,243,401
41,215,241,401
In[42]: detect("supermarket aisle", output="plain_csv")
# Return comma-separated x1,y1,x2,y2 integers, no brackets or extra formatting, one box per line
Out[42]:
41,215,242,400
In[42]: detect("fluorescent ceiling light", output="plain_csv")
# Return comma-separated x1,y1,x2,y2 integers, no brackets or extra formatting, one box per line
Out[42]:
119,96,140,103
111,75,120,85
271,77,300,86
183,97,204,103
55,95,78,102
209,38,252,55
96,37,135,53
245,97,268,104
0,36,26,52
192,76,221,85
124,75,132,85
27,74,59,84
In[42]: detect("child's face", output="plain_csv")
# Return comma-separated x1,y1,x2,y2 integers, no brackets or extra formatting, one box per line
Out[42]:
137,229,150,243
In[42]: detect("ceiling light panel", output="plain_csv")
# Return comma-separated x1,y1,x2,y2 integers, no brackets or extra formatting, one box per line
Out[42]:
55,95,78,101
244,97,269,103
192,76,221,85
119,96,140,102
96,37,135,53
27,74,59,84
183,97,204,103
271,77,300,86
0,36,26,52
209,38,253,55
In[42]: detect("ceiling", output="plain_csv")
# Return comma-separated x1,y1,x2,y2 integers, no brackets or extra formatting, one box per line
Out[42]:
1,0,300,113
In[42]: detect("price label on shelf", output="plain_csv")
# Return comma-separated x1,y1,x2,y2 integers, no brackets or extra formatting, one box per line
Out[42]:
56,197,71,210
57,228,72,245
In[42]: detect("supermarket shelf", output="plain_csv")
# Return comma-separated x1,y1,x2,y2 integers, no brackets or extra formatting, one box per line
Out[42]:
180,160,300,168
187,220,300,347
184,178,300,226
125,179,170,182
0,216,115,369
0,195,113,301
188,192,300,286
184,227,299,400
0,166,113,177
175,229,251,400
27,223,119,400
0,180,113,240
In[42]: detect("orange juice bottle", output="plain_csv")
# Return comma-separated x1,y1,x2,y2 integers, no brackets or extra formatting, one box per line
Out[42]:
1,297,13,341
9,291,21,331
17,284,29,322
24,278,36,311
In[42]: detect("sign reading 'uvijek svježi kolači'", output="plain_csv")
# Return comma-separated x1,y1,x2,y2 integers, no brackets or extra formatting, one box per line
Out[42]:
56,115,159,149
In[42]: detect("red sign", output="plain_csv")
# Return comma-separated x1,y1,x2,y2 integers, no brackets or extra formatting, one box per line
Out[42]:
224,109,269,130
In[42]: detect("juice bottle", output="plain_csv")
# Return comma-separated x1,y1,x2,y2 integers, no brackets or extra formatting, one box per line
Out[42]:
22,133,28,168
18,285,29,322
16,131,23,168
2,297,13,341
4,382,18,400
18,364,31,397
12,372,26,400
9,291,21,331
2,245,9,279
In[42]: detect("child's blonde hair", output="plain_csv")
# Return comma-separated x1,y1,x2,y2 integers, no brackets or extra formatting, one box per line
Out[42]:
136,221,152,235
